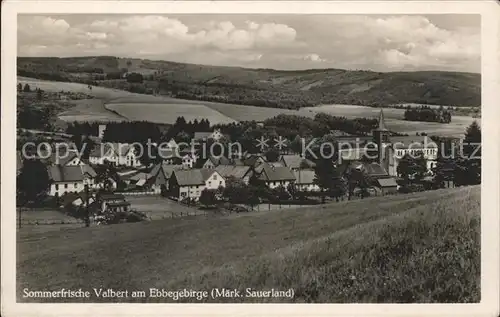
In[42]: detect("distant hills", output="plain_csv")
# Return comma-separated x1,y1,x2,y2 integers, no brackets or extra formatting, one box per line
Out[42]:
17,56,481,109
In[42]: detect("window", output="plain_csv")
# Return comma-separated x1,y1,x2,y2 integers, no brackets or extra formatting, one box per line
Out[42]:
74,183,78,188
219,181,223,185
64,184,68,189
55,184,59,190
208,181,212,186
213,175,217,180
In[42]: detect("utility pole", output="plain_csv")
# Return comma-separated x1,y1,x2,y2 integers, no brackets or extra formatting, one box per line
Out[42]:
85,184,90,227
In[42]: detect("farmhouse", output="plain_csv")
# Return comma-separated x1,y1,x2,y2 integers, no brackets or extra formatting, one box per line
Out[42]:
193,129,226,142
215,165,253,184
148,163,183,193
279,154,316,171
202,155,231,169
97,193,131,213
255,164,296,189
47,165,97,196
89,143,141,167
168,169,225,201
181,153,197,169
293,169,320,192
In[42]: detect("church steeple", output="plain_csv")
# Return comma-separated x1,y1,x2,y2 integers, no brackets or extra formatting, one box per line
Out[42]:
372,109,391,165
375,109,389,132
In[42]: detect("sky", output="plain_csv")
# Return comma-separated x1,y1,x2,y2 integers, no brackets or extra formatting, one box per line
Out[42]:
17,14,481,73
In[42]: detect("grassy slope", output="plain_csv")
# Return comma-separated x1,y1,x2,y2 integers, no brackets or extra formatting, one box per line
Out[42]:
17,186,480,303
17,56,481,107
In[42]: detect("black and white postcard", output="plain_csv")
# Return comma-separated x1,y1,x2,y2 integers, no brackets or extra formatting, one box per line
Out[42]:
1,1,499,316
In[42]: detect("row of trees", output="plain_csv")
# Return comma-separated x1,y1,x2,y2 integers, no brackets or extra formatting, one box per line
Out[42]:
404,106,452,123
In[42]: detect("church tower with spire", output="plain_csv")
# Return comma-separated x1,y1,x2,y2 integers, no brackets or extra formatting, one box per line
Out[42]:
372,109,391,166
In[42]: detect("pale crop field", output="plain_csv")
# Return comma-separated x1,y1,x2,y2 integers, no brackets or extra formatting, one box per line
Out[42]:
105,102,237,125
17,77,478,137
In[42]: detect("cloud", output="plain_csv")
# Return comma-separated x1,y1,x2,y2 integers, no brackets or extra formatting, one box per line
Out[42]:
17,14,479,72
303,53,325,63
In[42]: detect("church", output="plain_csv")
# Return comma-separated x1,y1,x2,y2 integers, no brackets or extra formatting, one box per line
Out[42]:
337,109,439,194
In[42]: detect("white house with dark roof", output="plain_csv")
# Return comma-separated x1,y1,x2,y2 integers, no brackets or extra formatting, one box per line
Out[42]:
293,169,320,192
215,165,253,184
47,165,97,196
255,163,296,189
202,155,231,169
168,169,225,201
193,129,225,142
279,154,315,171
89,143,141,167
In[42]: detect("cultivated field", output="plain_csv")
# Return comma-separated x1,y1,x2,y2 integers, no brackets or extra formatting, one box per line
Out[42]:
126,195,203,220
18,77,478,136
17,186,480,303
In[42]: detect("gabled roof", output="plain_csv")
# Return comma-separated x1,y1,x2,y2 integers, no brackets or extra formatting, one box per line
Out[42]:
280,154,316,169
376,178,398,187
215,165,252,179
91,143,135,158
390,136,439,149
205,155,231,166
293,169,316,185
172,168,221,186
258,164,295,182
48,165,95,182
341,161,388,177
172,169,205,186
149,163,182,180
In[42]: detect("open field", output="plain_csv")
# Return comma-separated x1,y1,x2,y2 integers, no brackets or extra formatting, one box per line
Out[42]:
17,186,480,303
126,196,202,220
105,102,236,125
18,77,478,136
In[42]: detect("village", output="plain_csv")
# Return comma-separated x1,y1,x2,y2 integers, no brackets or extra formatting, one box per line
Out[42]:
16,109,464,227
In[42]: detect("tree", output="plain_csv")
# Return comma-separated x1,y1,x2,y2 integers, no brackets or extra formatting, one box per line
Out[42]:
94,161,118,192
246,186,261,211
17,159,51,206
23,83,31,92
126,72,144,83
199,189,217,208
455,121,481,186
345,163,372,200
264,148,280,162
313,158,341,203
17,83,23,92
36,88,44,101
397,153,426,183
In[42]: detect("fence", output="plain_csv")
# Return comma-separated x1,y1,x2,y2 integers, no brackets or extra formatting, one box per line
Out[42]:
115,191,158,196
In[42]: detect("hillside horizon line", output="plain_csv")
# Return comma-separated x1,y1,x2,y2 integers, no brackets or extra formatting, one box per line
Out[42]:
17,55,481,75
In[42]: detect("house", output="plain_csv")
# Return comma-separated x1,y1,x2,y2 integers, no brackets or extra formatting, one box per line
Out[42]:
50,151,85,166
98,124,107,139
97,193,131,213
59,191,95,208
168,169,225,201
279,154,316,171
375,178,399,195
255,164,296,189
181,153,197,169
293,169,320,192
89,143,141,167
202,155,231,169
47,165,97,196
148,163,183,193
193,129,226,142
215,165,253,184
243,154,267,168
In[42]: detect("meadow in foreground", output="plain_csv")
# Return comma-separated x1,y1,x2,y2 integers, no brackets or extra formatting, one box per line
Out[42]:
17,186,479,303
